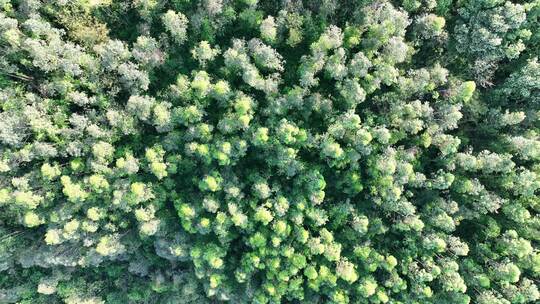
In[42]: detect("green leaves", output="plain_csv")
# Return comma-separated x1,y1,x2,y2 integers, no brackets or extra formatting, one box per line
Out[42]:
1,0,540,303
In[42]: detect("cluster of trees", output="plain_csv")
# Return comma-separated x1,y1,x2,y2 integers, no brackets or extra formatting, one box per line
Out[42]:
0,0,539,303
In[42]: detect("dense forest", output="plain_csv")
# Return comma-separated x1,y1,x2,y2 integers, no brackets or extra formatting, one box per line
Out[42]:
1,0,540,303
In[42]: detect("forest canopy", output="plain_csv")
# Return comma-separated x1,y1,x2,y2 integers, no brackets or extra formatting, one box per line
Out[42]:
1,0,540,303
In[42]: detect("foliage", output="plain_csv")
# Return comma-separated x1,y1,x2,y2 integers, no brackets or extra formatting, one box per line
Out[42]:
1,0,540,303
